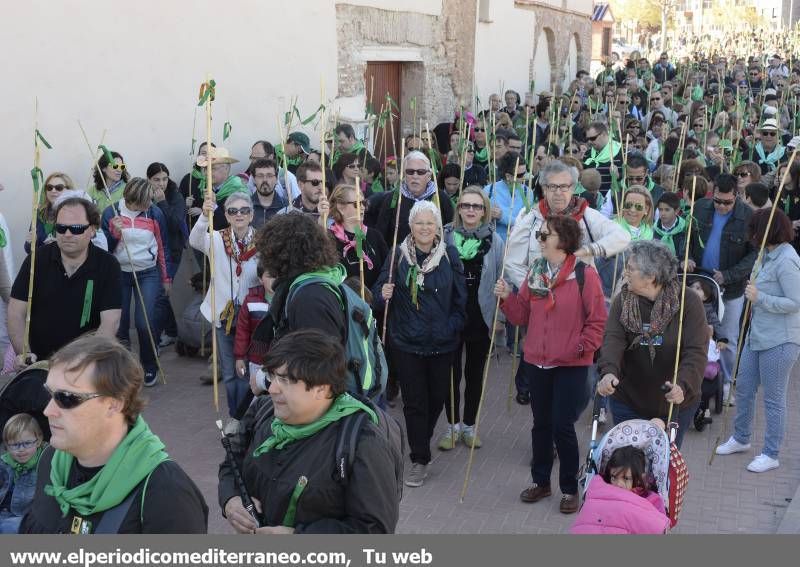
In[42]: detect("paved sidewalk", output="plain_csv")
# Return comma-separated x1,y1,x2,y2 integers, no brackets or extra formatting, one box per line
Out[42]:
142,348,799,534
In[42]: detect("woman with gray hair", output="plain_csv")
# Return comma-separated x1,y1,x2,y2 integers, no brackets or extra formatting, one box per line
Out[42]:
374,150,455,245
596,240,707,447
373,200,466,488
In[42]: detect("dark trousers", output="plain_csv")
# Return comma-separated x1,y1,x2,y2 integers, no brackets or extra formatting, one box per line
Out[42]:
155,259,180,337
395,349,453,465
446,336,491,426
608,396,699,449
524,362,591,495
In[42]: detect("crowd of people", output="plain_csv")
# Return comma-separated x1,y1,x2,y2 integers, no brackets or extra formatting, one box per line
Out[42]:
0,43,799,535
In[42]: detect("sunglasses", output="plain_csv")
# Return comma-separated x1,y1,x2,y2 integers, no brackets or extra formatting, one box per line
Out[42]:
761,131,777,137
345,163,360,169
535,230,552,242
54,223,90,235
44,384,105,410
473,127,486,132
623,202,645,211
713,197,736,206
734,172,750,178
46,183,67,192
459,202,485,211
226,207,252,216
109,163,126,171
405,169,429,176
302,179,324,186
585,133,600,142
7,440,38,451
650,97,662,102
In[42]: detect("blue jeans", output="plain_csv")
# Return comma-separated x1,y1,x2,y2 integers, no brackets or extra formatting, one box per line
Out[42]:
734,342,800,459
118,267,162,374
608,396,698,449
216,326,250,418
0,511,22,534
155,260,179,337
524,362,591,495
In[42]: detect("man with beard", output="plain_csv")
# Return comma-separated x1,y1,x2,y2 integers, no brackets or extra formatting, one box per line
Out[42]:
278,162,329,226
249,158,287,230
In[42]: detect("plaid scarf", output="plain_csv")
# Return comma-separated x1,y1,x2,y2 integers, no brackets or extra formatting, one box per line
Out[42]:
527,254,577,311
619,278,681,363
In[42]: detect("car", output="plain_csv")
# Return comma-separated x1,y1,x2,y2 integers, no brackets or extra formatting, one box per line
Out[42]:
612,38,639,62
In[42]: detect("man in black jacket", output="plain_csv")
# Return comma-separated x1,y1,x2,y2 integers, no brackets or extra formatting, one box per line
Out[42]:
688,174,756,395
21,334,208,534
374,151,454,245
219,329,400,534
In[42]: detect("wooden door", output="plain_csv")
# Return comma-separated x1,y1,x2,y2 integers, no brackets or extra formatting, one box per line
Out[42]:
365,62,402,163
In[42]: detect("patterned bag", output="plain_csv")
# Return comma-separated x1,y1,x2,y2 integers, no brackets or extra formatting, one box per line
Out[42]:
667,443,689,528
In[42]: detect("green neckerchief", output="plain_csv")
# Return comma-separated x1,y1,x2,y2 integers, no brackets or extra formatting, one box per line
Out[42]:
371,178,384,193
2,446,44,481
253,393,377,455
584,140,622,168
452,231,481,261
44,416,169,517
275,145,305,169
190,167,206,192
90,180,125,214
473,145,488,164
290,264,346,304
0,226,6,248
617,217,654,241
691,85,704,101
215,175,248,202
333,140,366,165
653,215,687,255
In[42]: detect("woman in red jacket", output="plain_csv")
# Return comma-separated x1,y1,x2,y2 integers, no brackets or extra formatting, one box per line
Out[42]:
494,214,607,514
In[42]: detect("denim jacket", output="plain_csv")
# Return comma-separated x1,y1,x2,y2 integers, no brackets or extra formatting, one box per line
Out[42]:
0,458,38,519
747,243,800,351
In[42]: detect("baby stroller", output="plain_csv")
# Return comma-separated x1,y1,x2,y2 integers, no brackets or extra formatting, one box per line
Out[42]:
684,271,726,430
0,362,51,442
581,401,688,530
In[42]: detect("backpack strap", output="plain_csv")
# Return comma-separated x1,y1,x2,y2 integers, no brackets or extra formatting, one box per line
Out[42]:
574,261,586,298
582,217,595,243
334,411,369,486
93,476,148,534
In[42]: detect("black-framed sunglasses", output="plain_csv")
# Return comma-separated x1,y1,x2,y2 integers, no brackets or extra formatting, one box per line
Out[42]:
535,230,552,242
44,384,105,410
302,179,324,186
54,223,90,235
45,183,67,192
226,207,252,216
734,172,750,178
585,133,600,142
713,197,736,206
761,131,777,137
458,202,485,211
473,127,486,132
405,168,429,176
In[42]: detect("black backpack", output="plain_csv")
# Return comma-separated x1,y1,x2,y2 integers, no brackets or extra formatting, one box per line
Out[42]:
252,394,404,501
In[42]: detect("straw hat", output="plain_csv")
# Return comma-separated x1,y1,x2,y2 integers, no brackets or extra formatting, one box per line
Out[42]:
196,146,239,166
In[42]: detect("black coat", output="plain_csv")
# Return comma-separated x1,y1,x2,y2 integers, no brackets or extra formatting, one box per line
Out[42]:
156,181,188,264
372,244,466,356
219,395,399,533
688,198,756,299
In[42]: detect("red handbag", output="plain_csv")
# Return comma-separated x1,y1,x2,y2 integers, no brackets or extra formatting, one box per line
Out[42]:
667,442,689,528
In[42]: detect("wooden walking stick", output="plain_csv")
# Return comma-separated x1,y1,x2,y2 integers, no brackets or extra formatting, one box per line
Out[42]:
78,121,167,385
199,75,219,410
665,176,698,439
355,176,366,300
380,145,406,345
710,147,799,465
460,162,520,503
22,98,52,365
320,81,329,227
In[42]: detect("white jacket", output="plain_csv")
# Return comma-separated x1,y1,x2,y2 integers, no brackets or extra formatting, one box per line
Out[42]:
189,214,259,326
504,203,631,288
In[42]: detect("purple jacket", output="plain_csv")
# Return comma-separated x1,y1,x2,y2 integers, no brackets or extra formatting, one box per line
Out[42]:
570,476,670,534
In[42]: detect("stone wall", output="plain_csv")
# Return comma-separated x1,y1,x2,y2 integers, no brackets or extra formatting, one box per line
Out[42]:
335,1,477,135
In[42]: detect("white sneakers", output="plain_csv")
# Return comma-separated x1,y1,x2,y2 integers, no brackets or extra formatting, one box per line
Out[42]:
715,437,780,473
747,454,779,473
715,436,751,455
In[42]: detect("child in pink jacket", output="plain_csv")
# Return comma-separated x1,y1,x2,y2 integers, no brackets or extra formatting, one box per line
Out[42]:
571,445,670,534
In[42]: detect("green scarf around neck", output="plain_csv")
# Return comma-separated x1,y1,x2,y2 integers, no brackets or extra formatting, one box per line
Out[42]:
215,175,249,202
617,217,654,241
44,416,169,517
584,140,622,168
0,226,6,248
2,446,44,481
653,215,687,255
253,393,377,456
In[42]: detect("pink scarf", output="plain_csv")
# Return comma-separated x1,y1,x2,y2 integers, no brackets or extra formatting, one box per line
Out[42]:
330,223,374,270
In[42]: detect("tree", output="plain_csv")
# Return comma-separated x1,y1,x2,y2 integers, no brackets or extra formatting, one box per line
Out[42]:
609,0,662,29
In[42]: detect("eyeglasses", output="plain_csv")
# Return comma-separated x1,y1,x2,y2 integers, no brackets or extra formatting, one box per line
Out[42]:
535,230,552,242
650,97,662,102
713,197,736,206
474,127,486,132
734,172,750,178
346,163,360,169
459,202,485,211
7,440,38,451
543,183,573,193
749,72,759,76
761,131,777,137
109,163,126,171
46,183,67,192
623,202,646,211
44,384,105,410
226,207,252,216
405,169,429,176
585,133,600,142
54,223,90,235
692,124,703,129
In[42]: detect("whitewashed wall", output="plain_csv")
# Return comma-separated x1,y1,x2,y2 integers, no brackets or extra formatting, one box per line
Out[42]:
0,0,340,273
